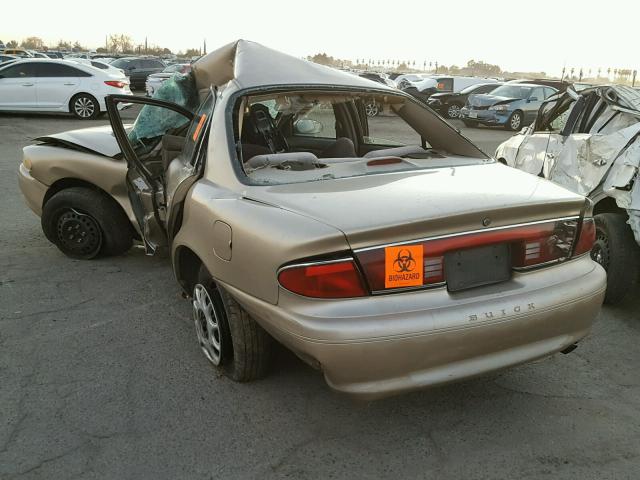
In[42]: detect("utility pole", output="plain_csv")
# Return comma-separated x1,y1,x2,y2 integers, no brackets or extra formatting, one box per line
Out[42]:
203,39,206,55
144,37,148,54
435,61,438,74
633,70,637,87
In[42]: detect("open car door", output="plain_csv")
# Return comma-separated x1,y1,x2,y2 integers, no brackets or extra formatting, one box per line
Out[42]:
106,91,215,254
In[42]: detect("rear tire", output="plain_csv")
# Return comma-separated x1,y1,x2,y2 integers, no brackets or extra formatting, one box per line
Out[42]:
591,213,640,304
41,187,133,259
70,93,100,120
194,266,272,381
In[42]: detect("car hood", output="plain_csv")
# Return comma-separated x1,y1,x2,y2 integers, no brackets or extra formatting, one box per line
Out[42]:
469,94,519,108
35,125,121,158
243,163,585,249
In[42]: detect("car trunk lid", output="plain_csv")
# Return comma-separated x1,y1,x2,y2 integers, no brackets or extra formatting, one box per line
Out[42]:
244,163,586,251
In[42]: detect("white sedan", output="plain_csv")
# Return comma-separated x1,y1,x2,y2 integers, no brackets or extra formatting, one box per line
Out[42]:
65,58,127,80
0,58,132,119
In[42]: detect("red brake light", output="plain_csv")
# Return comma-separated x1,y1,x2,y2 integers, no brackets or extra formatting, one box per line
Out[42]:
104,80,126,88
278,259,367,298
356,218,581,293
573,218,596,256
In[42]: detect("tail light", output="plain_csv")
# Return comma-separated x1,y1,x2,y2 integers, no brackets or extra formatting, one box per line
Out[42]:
355,217,584,293
573,218,596,256
278,258,367,299
104,80,126,88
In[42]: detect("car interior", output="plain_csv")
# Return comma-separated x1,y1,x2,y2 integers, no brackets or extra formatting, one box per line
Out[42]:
233,91,487,184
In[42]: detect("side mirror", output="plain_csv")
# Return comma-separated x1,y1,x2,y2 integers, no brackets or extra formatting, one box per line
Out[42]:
294,119,323,135
128,66,136,71
519,126,530,135
528,97,538,102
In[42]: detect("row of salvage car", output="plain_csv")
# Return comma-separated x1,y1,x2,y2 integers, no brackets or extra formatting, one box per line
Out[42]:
17,40,635,400
496,84,640,304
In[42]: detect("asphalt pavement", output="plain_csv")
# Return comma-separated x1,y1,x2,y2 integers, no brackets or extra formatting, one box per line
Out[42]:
1,111,639,480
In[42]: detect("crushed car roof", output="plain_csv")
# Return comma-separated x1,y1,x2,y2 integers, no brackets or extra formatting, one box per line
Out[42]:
191,39,393,91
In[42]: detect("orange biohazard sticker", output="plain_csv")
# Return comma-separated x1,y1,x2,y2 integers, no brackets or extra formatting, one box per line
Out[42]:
384,245,424,289
192,113,207,141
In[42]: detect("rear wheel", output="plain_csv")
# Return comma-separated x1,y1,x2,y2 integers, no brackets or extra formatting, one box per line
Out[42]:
591,213,640,304
70,93,100,120
41,187,133,259
193,266,272,381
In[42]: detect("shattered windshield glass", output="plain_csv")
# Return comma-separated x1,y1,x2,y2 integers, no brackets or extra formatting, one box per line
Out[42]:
128,72,199,153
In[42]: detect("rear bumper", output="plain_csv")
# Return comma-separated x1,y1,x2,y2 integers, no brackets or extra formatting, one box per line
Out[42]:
460,107,510,125
225,256,605,399
18,163,47,216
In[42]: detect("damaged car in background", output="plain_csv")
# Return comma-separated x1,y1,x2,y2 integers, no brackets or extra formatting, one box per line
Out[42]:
496,85,640,304
18,40,606,399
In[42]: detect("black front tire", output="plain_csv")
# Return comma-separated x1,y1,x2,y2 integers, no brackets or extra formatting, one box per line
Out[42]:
41,187,133,259
69,93,100,120
195,266,272,381
592,213,640,304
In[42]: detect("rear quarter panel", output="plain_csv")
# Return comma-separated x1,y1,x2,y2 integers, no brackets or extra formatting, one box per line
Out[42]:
171,180,350,304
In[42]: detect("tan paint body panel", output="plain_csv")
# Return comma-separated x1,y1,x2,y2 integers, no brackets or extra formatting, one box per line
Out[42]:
19,144,138,233
222,256,605,399
243,163,586,249
171,181,349,305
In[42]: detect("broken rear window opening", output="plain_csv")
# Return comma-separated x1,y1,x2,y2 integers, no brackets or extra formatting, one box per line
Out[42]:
234,90,488,185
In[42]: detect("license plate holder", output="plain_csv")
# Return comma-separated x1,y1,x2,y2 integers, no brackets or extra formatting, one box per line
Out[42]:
445,244,511,292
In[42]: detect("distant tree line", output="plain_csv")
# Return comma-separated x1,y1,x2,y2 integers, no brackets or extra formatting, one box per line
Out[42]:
2,34,204,58
307,52,637,84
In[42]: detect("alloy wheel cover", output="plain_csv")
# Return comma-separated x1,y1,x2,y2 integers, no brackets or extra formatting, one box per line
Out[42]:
193,284,222,365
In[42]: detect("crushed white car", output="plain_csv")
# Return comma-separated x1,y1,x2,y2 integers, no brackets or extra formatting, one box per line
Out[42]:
496,85,640,303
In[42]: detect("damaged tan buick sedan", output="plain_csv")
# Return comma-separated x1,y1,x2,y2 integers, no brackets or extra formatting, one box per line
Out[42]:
18,40,606,398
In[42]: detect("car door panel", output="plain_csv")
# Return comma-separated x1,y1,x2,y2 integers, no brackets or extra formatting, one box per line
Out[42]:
0,63,37,109
106,92,214,253
513,132,551,175
37,76,79,109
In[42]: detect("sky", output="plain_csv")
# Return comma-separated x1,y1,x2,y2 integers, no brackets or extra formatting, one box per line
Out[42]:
3,0,639,77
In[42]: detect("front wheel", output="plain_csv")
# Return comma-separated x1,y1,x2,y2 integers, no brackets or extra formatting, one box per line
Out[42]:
365,101,380,117
505,111,523,131
41,187,133,259
446,103,462,119
591,213,640,304
193,266,272,381
70,93,100,120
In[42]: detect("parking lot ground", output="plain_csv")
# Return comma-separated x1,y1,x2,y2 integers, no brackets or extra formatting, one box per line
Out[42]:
1,112,639,480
